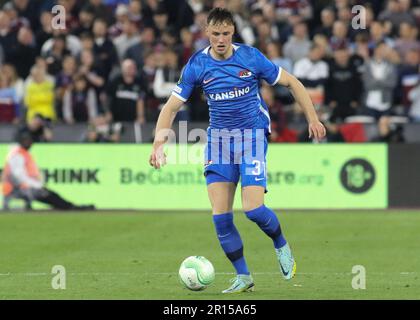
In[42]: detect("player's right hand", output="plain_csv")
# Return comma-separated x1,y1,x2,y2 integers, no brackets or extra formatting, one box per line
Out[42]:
149,144,167,169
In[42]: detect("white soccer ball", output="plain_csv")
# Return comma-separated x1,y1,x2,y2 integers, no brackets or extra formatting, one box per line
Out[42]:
178,256,215,291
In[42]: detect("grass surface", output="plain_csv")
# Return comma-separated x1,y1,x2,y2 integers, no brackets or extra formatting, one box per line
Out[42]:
0,210,419,299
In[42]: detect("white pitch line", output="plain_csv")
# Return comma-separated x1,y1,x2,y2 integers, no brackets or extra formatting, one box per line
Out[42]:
152,272,418,276
0,272,417,277
0,272,133,277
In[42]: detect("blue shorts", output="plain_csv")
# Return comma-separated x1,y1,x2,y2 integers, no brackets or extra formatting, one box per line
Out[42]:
204,128,268,189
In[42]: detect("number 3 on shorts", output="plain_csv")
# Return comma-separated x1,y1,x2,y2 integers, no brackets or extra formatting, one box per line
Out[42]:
251,160,266,176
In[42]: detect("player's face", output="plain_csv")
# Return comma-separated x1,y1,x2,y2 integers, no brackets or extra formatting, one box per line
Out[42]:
206,22,234,58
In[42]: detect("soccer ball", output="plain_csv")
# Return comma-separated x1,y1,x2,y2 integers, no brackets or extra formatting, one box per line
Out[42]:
178,256,215,291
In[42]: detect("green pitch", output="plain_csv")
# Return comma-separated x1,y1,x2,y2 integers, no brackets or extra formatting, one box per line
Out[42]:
0,210,419,299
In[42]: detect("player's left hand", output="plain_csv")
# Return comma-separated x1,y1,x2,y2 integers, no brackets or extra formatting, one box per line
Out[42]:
308,121,327,141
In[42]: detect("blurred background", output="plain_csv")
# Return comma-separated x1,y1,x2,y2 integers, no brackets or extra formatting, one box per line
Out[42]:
0,0,419,209
0,0,419,142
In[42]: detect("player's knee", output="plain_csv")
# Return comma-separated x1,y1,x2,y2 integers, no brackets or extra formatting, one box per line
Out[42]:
242,201,263,214
212,206,233,215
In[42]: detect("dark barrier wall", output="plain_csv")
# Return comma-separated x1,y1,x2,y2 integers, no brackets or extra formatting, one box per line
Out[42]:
389,144,420,207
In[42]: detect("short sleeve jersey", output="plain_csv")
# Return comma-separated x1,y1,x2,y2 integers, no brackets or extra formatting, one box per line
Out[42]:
172,43,282,131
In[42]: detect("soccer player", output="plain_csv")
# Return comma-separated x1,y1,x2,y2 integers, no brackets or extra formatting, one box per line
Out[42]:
150,8,326,293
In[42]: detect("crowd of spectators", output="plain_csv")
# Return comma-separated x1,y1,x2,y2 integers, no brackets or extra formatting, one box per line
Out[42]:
0,0,419,143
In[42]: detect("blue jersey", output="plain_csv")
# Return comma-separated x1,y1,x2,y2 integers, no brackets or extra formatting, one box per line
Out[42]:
172,43,282,131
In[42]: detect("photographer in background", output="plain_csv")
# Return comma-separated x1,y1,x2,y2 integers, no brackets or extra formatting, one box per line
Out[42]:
1,128,95,211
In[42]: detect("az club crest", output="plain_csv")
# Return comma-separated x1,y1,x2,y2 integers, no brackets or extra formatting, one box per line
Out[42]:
238,70,252,78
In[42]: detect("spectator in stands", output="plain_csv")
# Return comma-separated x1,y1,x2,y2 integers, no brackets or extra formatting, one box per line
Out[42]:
313,7,335,38
24,64,55,122
79,32,95,52
179,27,194,66
106,59,146,123
249,8,264,35
142,50,158,91
189,10,210,52
162,0,194,33
125,27,156,70
394,22,420,60
78,48,106,97
293,44,329,120
275,0,312,23
262,84,297,143
266,41,292,73
226,0,256,46
35,10,54,55
83,0,114,26
159,27,180,52
1,63,24,104
153,49,187,121
378,0,416,36
9,26,37,79
92,18,118,80
7,0,40,43
0,73,20,123
336,4,353,27
25,56,55,86
265,41,293,103
128,0,143,28
362,41,398,119
368,20,395,51
55,55,78,120
41,29,82,58
325,44,362,123
293,44,329,89
0,0,418,144
254,19,276,53
278,11,302,40
283,21,311,65
108,3,129,39
42,34,71,76
141,50,160,122
113,15,141,61
329,20,349,51
353,32,371,63
72,6,96,37
63,74,98,124
2,1,30,33
141,0,160,28
0,9,19,64
313,34,332,61
152,4,170,41
396,48,420,109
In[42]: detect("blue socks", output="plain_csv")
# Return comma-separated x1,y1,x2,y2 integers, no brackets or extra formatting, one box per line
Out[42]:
245,205,287,249
212,206,286,275
213,212,250,275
